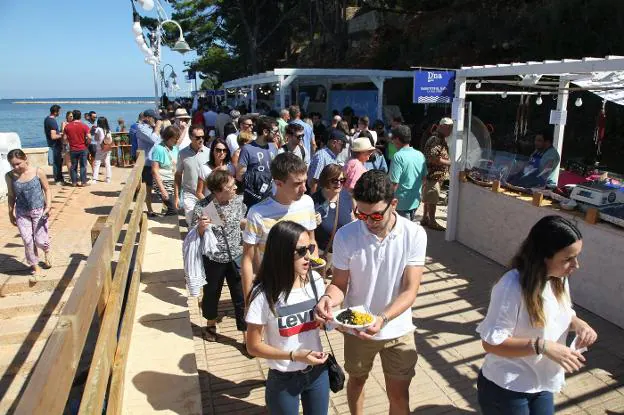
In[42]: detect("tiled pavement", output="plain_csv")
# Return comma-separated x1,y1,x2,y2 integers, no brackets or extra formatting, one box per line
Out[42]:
189,209,624,414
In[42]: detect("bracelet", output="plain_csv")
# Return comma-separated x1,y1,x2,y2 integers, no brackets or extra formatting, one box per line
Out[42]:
540,338,547,355
289,351,295,362
534,337,541,355
379,313,389,327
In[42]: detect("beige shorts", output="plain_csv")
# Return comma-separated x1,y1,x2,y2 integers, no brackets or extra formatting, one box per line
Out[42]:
422,180,442,205
343,333,418,380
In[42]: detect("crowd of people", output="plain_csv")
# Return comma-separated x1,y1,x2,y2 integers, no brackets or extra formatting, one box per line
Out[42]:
1,99,596,414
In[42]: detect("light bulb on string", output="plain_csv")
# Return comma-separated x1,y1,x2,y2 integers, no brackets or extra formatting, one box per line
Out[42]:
501,91,508,99
132,22,143,36
475,80,482,89
575,97,583,107
135,35,145,46
535,95,543,105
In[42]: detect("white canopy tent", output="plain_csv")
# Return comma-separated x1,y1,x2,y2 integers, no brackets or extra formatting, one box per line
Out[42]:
446,55,624,242
222,67,414,121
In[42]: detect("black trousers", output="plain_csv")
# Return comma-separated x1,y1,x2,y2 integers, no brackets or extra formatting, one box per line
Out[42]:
201,257,247,331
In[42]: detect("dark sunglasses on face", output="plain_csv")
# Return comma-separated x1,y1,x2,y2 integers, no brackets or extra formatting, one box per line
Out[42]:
354,202,391,222
330,178,346,185
214,148,228,154
193,135,205,140
294,244,316,257
242,123,253,127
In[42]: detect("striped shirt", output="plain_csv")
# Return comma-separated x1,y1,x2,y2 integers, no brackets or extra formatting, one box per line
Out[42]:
308,147,341,185
243,195,317,256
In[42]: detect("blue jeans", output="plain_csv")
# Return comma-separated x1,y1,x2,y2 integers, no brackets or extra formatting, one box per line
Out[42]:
478,371,554,415
70,150,88,185
49,145,63,182
266,365,329,415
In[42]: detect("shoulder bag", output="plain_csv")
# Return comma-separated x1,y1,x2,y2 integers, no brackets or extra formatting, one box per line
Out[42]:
320,193,340,277
308,271,345,393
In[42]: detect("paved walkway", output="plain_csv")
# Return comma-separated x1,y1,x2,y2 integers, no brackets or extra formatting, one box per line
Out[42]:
188,206,624,414
0,165,132,413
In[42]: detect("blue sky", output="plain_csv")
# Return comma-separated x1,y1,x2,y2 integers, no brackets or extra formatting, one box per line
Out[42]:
0,0,197,98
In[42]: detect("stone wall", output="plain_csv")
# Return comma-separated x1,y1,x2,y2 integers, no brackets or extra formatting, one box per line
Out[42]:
456,181,624,328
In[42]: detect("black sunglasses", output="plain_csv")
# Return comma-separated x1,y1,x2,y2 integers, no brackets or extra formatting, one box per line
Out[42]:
330,178,346,185
214,148,228,154
193,135,205,140
294,244,316,257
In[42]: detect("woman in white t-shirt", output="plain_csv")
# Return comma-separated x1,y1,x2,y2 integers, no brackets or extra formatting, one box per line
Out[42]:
91,117,113,184
246,220,330,415
476,215,597,415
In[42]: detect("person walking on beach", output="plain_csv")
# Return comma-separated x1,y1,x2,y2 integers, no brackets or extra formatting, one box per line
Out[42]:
136,109,163,216
389,124,427,221
63,109,91,187
246,220,329,415
44,104,64,184
191,170,247,343
60,111,73,176
5,149,52,281
241,152,318,301
151,125,180,216
422,117,452,231
476,216,597,415
315,170,427,415
91,116,113,184
84,111,98,174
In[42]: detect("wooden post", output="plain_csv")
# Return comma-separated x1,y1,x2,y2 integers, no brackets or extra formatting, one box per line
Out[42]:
492,180,501,193
585,208,599,224
459,171,468,183
91,216,108,246
532,192,544,207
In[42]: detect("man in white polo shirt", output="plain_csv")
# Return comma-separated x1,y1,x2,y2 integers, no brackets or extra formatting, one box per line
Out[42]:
315,170,427,415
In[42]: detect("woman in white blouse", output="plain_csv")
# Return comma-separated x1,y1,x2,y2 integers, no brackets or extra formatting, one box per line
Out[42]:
477,215,597,415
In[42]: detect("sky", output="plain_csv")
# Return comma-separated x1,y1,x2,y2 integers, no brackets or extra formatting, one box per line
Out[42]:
0,0,198,98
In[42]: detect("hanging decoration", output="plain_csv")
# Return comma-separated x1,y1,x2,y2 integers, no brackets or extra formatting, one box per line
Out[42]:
593,100,607,156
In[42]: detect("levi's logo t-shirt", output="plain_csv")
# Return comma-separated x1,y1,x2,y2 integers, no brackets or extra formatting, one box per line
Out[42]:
276,298,319,337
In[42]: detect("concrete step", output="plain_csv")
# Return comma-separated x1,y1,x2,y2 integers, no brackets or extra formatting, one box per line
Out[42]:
0,314,60,345
0,338,47,378
0,289,72,319
0,265,79,296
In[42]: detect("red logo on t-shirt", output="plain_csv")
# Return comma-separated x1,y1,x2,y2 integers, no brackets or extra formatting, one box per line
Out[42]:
276,298,319,337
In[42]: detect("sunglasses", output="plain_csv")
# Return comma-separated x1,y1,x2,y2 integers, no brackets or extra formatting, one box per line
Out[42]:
214,148,228,154
193,135,205,140
242,123,253,127
330,178,346,185
294,244,316,257
354,202,391,222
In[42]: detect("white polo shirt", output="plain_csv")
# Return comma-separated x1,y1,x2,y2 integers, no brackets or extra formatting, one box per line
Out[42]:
332,214,427,340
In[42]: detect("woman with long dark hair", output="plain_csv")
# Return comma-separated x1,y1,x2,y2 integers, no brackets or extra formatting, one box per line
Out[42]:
196,138,235,199
91,116,113,184
246,221,329,414
477,215,597,414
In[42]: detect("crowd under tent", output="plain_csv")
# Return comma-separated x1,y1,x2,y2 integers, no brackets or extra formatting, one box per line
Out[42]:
445,55,624,329
221,68,414,121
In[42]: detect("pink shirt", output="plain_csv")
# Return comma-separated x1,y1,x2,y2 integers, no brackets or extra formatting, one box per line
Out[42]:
343,159,367,190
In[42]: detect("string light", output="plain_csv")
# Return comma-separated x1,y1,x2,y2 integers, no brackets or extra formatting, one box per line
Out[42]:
575,97,583,107
475,80,482,89
501,91,508,99
535,94,543,105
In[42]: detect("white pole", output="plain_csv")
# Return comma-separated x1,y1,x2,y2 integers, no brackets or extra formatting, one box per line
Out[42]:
279,75,286,109
377,78,384,122
250,85,256,112
445,76,467,242
152,63,160,109
552,79,569,185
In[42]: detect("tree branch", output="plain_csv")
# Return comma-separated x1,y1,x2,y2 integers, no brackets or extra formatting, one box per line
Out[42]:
257,2,302,47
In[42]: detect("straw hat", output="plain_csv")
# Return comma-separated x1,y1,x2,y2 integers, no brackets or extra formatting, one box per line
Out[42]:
174,108,191,119
351,137,375,152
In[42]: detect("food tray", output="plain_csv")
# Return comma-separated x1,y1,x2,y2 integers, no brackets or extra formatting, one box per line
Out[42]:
600,213,624,229
309,257,326,269
333,305,375,330
466,173,494,187
546,191,570,203
503,182,532,195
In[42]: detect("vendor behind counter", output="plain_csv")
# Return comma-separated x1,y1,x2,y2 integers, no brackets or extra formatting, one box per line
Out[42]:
507,130,560,188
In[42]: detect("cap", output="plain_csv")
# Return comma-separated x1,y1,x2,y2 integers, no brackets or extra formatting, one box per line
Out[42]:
328,128,347,142
174,108,191,119
351,137,376,152
439,117,453,126
143,109,161,120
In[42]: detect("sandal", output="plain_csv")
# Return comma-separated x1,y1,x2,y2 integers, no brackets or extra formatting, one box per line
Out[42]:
42,253,52,269
204,325,218,342
428,221,446,231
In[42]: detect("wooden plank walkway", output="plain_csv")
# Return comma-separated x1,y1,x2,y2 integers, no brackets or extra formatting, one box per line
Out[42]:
189,207,624,414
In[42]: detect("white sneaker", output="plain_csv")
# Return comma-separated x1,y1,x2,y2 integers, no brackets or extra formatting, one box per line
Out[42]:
106,178,112,184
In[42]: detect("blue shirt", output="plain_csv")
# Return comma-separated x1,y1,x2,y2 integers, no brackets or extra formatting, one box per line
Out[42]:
290,119,313,165
365,153,388,173
389,146,427,211
309,147,339,185
238,141,278,172
129,122,140,158
136,122,161,165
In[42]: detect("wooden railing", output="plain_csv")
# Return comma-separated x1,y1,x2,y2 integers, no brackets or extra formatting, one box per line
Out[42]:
14,151,149,415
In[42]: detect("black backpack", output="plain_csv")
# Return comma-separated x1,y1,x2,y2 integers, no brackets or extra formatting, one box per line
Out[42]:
242,164,273,208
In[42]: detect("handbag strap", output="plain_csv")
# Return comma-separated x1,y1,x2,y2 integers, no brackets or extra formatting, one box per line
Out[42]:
308,270,336,356
324,193,341,254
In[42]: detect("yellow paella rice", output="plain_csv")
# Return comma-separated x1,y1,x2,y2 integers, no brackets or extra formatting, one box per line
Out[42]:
351,310,374,325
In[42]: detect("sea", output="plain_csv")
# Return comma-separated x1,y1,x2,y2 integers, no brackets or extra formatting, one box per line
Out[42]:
0,97,157,148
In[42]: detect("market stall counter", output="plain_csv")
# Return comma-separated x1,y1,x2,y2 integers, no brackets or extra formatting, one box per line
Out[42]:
454,179,624,328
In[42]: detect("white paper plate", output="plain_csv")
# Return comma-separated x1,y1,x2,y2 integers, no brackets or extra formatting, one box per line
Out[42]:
309,257,326,269
332,305,375,330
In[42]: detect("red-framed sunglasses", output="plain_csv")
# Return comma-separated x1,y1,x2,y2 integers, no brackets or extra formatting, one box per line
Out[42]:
353,202,391,222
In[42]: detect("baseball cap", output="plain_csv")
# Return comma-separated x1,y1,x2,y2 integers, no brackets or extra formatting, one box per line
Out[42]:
439,117,453,126
174,108,191,119
328,128,347,142
143,109,161,120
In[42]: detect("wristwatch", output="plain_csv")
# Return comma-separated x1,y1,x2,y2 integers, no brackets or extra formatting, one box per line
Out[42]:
378,313,389,327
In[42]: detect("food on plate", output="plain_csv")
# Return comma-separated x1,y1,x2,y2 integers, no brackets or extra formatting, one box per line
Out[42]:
336,308,374,326
309,257,325,267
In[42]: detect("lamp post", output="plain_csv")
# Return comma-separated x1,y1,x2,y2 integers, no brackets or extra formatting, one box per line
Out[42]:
131,0,192,109
160,63,177,105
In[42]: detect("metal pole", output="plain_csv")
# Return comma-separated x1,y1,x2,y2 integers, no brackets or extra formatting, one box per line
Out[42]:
463,101,472,169
152,63,159,110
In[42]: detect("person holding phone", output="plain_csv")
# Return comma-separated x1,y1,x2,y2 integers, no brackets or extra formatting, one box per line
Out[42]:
476,216,597,415
246,220,329,415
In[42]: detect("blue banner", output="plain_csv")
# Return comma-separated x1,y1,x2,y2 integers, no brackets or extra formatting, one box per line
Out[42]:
329,90,378,122
413,70,455,104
